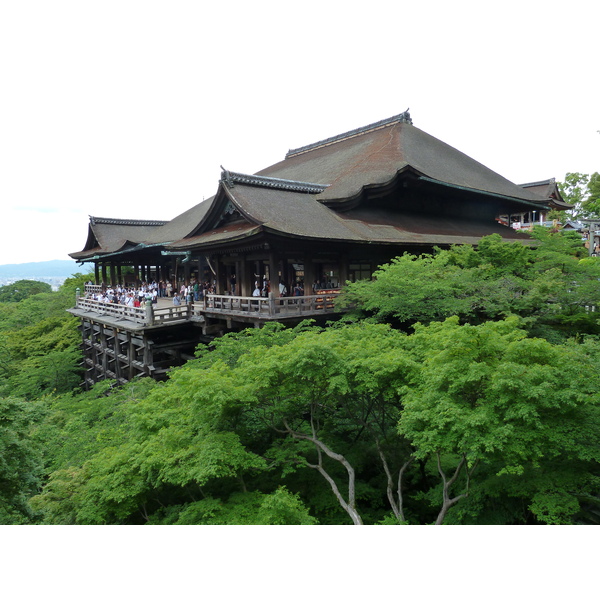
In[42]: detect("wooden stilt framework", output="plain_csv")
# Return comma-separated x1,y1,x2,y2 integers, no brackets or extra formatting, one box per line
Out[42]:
78,316,206,389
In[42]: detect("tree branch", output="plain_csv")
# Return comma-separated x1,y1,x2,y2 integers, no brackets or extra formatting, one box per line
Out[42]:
397,456,414,524
282,417,363,525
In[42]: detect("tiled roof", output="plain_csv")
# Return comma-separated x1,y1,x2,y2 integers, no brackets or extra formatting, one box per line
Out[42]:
71,112,562,261
168,180,533,251
258,116,546,207
70,216,169,260
519,179,572,209
285,110,413,158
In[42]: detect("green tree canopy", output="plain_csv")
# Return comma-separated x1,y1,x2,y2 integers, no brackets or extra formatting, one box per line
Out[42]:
581,172,600,218
338,230,600,340
0,397,45,523
0,280,52,303
558,172,600,219
30,316,600,525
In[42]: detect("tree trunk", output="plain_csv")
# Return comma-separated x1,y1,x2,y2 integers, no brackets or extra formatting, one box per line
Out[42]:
434,452,478,525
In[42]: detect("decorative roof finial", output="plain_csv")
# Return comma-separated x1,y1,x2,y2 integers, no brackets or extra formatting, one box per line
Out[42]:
399,108,412,124
220,165,234,188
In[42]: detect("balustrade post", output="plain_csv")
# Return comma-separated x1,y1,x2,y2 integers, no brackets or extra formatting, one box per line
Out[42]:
145,299,155,326
268,292,276,316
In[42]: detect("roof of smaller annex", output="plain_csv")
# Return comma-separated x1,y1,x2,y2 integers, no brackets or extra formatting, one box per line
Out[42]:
69,216,170,260
519,178,572,210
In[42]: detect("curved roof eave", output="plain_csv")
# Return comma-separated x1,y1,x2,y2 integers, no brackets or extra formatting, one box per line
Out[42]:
418,176,550,211
78,242,168,262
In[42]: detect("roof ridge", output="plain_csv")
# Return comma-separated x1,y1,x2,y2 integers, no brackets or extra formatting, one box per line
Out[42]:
519,178,556,188
90,216,169,227
220,169,328,194
285,110,413,159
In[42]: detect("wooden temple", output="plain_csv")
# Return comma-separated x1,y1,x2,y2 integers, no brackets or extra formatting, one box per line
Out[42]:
68,110,570,387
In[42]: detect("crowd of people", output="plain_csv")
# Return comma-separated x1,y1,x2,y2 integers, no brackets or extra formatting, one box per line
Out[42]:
84,276,334,308
84,280,218,308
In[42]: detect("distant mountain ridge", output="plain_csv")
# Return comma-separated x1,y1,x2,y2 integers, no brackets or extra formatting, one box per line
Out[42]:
0,260,88,279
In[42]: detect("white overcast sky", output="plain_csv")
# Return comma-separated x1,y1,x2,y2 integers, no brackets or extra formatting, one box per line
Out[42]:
0,0,598,266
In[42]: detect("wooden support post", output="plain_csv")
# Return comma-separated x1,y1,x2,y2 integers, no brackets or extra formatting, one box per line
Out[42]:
145,300,155,326
268,253,279,298
268,292,276,316
304,256,315,295
215,259,223,294
127,332,134,380
234,260,242,296
113,327,121,381
241,257,253,297
143,338,153,376
339,254,349,288
100,326,108,380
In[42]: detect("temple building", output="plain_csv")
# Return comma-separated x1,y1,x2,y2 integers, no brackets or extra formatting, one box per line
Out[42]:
68,111,570,386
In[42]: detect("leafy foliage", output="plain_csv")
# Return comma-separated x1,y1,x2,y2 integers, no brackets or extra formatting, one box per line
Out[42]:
0,280,52,303
0,397,45,523
3,244,600,526
338,231,600,339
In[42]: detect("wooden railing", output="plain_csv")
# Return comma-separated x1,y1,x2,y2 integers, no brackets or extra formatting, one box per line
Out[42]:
76,298,148,324
75,298,193,326
74,291,341,325
84,284,104,295
203,292,340,317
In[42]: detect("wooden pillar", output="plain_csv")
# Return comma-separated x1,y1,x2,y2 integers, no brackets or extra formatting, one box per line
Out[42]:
214,259,225,294
172,258,179,289
134,264,140,284
101,263,108,286
94,262,100,285
143,338,153,376
339,254,349,289
268,252,279,298
113,327,121,381
304,256,316,295
240,257,252,297
197,258,204,283
100,326,108,380
127,332,134,381
233,260,242,296
117,264,122,286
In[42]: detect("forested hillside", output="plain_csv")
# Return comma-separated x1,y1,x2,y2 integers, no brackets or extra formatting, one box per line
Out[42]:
2,229,600,525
